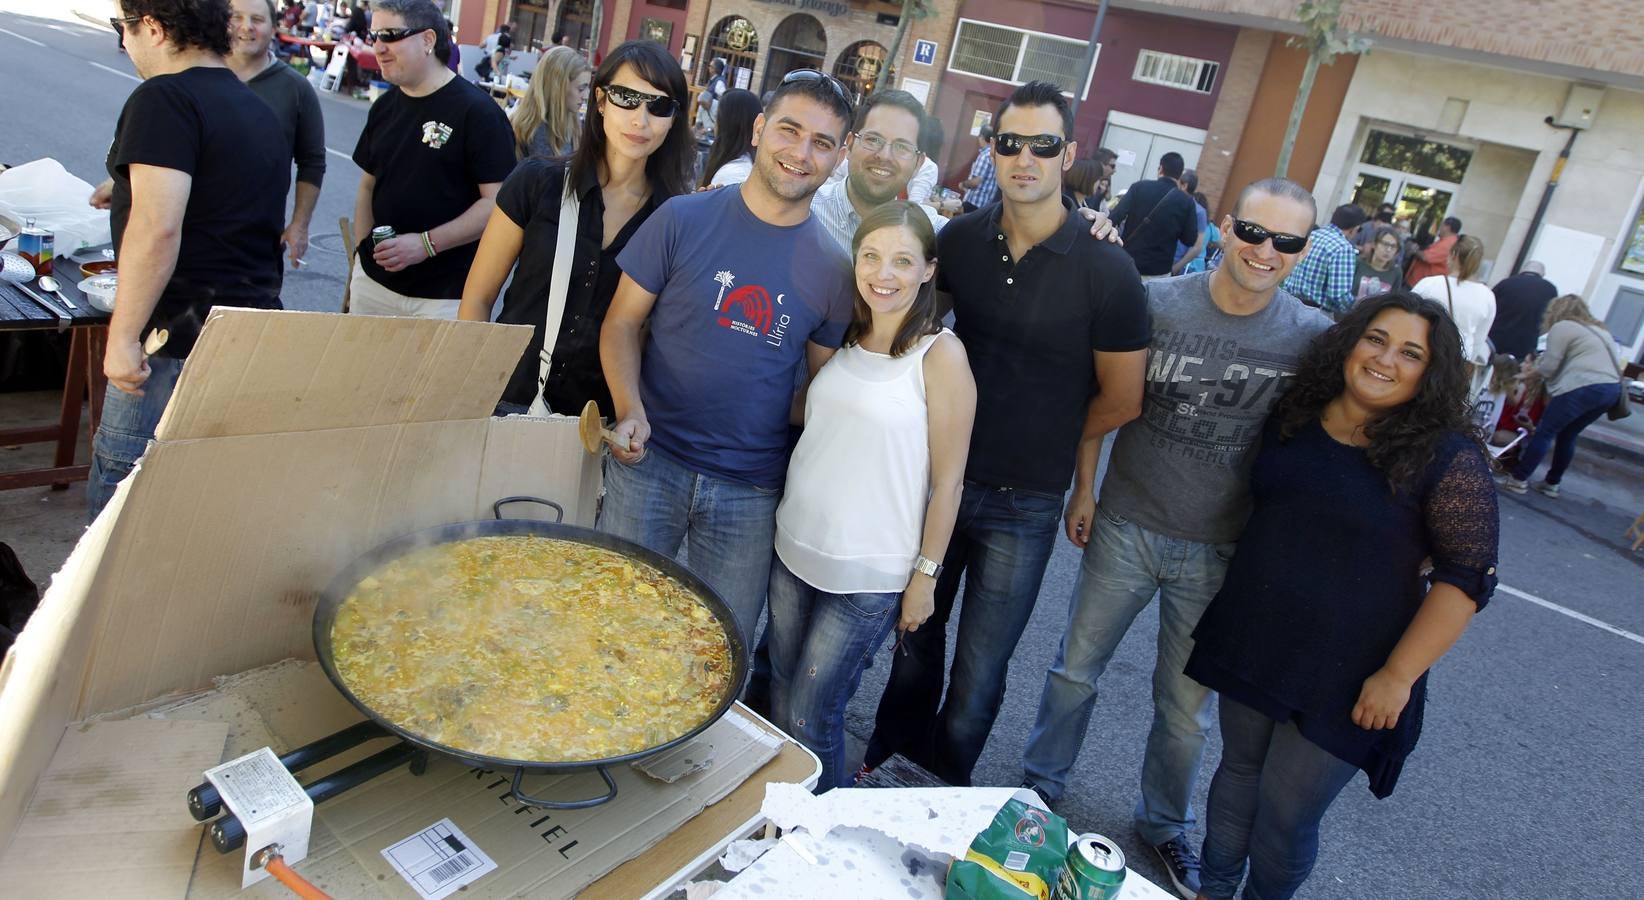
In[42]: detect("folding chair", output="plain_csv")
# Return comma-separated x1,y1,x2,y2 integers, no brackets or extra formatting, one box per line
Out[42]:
319,46,348,93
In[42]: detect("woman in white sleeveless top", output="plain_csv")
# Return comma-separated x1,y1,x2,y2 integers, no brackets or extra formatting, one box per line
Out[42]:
768,202,976,789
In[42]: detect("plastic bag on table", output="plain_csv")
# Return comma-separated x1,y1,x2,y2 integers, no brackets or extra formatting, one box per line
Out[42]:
0,159,112,255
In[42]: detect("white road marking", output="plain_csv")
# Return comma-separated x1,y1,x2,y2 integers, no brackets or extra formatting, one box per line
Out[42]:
90,61,140,82
1498,583,1644,647
0,27,45,46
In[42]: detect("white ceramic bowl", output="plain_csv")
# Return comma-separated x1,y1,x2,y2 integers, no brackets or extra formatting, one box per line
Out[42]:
82,273,117,312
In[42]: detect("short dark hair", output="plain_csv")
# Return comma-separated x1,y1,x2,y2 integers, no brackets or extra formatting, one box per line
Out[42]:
1330,203,1369,231
767,71,854,140
373,0,451,63
1442,216,1463,234
995,80,1073,140
1158,152,1185,180
551,29,567,43
978,124,994,140
855,89,925,135
1375,202,1395,222
120,0,231,55
1180,168,1199,193
1233,177,1318,224
1095,147,1118,164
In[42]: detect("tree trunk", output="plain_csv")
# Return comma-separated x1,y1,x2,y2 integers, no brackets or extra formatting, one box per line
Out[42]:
875,0,915,94
1274,50,1321,179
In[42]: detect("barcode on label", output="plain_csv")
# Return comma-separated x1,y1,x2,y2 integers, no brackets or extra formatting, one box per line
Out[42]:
427,853,475,884
1004,850,1031,871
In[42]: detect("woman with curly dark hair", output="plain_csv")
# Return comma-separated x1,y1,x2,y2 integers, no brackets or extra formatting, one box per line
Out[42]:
1184,292,1500,900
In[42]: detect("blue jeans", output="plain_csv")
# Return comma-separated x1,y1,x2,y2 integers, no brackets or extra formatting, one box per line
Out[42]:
88,356,185,521
1511,382,1621,484
1199,697,1358,900
766,556,901,790
597,447,779,645
864,481,1062,785
1022,510,1233,844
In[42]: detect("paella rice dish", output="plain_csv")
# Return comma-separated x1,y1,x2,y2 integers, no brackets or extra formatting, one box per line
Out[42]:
330,536,734,762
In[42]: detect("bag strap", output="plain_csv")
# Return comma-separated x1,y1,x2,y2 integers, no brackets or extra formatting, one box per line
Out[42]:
1124,185,1177,243
1442,274,1455,318
1579,323,1625,380
528,179,582,417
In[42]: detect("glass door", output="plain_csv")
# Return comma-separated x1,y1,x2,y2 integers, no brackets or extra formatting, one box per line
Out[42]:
1345,163,1461,243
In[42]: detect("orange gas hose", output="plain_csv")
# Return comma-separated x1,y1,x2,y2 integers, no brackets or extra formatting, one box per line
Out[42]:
264,852,332,900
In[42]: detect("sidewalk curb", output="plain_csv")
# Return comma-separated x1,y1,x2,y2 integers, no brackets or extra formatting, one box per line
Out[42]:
1579,431,1644,467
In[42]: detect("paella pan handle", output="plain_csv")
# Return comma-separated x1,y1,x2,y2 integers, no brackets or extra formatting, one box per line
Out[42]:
493,495,565,523
511,765,618,809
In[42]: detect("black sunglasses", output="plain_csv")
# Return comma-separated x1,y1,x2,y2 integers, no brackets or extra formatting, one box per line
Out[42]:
993,133,1067,159
1231,218,1309,254
780,69,853,105
109,15,141,36
368,26,432,44
602,84,679,118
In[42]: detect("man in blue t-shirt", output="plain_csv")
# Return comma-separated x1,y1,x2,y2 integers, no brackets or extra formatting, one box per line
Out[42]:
599,72,857,638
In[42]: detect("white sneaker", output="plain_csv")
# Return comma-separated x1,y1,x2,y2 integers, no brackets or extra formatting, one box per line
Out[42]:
1501,476,1528,494
1534,481,1560,498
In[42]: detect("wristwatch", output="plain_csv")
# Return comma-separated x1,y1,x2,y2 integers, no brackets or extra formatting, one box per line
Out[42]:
913,555,943,579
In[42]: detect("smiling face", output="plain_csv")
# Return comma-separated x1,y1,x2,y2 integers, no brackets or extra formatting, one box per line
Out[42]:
750,95,848,202
598,64,674,165
855,223,936,318
990,103,1074,207
229,0,274,58
847,104,923,208
370,11,437,87
1218,191,1316,295
1344,308,1431,413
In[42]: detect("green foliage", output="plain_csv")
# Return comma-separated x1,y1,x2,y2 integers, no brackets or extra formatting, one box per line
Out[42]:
1288,0,1373,64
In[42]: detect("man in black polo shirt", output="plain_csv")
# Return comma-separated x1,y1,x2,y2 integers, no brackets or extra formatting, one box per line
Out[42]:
862,80,1150,787
1489,261,1558,358
1110,151,1199,279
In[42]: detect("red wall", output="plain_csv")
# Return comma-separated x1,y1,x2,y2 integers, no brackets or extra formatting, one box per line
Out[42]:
932,0,1238,181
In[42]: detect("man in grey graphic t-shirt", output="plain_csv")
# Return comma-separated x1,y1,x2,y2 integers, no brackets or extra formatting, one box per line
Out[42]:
1021,178,1331,899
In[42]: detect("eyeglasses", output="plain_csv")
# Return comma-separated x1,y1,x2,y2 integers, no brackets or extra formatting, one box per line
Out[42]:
367,26,431,44
780,69,853,106
1231,218,1309,254
854,132,920,162
993,133,1067,159
602,84,679,118
109,15,141,36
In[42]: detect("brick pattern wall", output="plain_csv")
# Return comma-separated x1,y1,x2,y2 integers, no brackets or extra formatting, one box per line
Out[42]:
1195,28,1272,212
900,0,963,112
1148,0,1644,80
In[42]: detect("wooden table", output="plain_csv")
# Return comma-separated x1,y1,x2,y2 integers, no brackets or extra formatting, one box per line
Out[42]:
0,265,109,491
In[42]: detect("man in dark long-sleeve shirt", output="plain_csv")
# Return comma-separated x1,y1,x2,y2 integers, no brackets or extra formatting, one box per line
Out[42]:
1488,262,1558,358
1109,151,1199,278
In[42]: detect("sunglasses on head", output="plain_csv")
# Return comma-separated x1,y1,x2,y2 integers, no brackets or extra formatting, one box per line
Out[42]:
1231,218,1309,254
780,69,853,105
368,26,432,44
602,84,679,118
993,133,1067,159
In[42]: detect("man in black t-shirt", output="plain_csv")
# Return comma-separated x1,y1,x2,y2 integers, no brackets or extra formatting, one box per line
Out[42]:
863,81,1150,788
349,0,515,318
1109,151,1199,278
88,0,288,520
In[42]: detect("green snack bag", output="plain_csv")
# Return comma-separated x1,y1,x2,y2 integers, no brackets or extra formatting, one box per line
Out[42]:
944,798,1070,900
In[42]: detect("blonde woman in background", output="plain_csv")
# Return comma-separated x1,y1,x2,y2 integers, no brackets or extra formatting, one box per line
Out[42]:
1501,295,1626,497
512,45,592,159
1411,235,1495,386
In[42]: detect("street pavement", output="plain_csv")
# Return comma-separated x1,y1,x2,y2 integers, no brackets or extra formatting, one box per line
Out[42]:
4,8,1644,899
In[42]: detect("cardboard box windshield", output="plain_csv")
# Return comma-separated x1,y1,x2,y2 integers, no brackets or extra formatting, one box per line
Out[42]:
0,310,816,896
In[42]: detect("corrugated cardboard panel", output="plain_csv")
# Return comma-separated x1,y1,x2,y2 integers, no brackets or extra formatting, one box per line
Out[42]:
78,419,490,718
157,310,530,441
0,719,229,896
478,416,603,527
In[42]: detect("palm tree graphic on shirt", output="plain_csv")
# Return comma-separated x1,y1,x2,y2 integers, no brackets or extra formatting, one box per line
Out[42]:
713,270,735,310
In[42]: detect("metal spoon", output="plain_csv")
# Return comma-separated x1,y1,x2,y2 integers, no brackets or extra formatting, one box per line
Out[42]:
36,275,77,310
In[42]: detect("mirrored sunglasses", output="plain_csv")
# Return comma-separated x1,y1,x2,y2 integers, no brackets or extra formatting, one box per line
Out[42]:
602,84,679,118
368,27,431,44
993,133,1067,159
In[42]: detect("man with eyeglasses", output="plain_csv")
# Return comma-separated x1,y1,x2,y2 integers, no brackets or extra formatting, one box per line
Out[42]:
87,0,288,520
862,80,1149,789
1109,151,1200,280
598,70,857,641
1020,177,1330,899
811,90,945,252
348,0,513,318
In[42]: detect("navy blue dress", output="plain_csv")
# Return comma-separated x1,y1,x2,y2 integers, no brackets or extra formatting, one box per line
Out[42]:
1185,417,1499,798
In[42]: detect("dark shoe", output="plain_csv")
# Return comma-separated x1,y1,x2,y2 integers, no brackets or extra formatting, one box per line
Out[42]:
1018,780,1057,811
1151,834,1202,899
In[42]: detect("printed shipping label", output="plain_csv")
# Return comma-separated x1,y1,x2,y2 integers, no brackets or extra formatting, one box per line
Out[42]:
204,747,308,826
382,818,499,900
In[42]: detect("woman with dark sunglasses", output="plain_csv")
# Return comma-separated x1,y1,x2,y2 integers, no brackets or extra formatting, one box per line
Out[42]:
459,40,694,417
1186,292,1498,899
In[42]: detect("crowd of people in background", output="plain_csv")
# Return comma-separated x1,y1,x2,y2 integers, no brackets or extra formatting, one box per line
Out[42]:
86,2,1644,899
